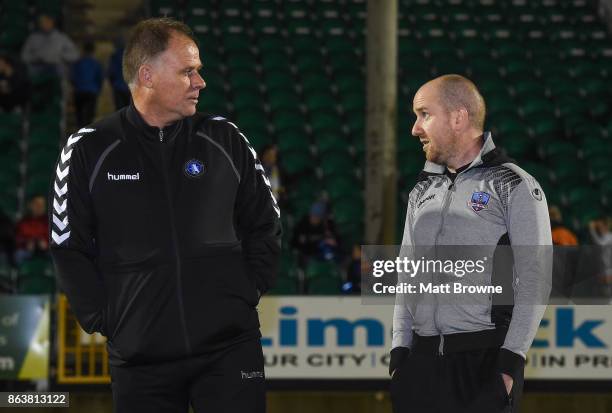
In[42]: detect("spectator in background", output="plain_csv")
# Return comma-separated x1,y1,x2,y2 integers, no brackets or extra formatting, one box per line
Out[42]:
107,37,130,109
260,144,284,203
589,217,612,298
0,54,31,112
291,201,339,265
549,205,579,300
549,205,578,246
15,195,49,264
21,14,79,78
0,209,15,267
71,41,103,127
342,244,363,294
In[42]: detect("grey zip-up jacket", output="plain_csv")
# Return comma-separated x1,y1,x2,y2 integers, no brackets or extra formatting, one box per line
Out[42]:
391,132,552,379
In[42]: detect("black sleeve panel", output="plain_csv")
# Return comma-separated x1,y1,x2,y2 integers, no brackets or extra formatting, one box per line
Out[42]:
228,122,282,296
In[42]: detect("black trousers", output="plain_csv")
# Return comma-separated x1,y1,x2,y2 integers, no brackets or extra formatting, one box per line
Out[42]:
74,91,98,128
390,347,524,413
110,338,266,413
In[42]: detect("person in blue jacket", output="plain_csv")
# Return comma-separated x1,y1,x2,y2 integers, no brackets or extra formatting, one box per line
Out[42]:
71,41,102,127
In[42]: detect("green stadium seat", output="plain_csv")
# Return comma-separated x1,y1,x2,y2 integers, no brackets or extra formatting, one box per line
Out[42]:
28,149,59,177
520,98,556,119
498,136,532,159
587,155,612,182
305,260,340,280
227,53,257,72
333,199,363,226
326,37,355,55
563,187,598,209
329,53,362,75
229,71,260,92
513,80,547,99
224,34,251,53
18,275,56,294
601,180,612,204
590,101,609,118
18,257,54,278
302,75,329,94
26,174,52,198
320,153,354,178
315,134,347,155
233,93,264,112
265,72,296,93
268,276,298,295
335,75,363,95
581,137,611,160
261,52,289,72
493,115,527,137
274,111,304,134
277,130,310,153
326,176,358,202
307,275,342,295
530,118,560,140
341,93,364,114
283,151,312,176
269,91,300,113
540,141,577,160
0,193,19,218
311,115,342,136
305,93,336,113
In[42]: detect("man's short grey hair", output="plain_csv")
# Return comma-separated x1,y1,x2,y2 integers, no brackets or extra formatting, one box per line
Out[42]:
123,17,197,87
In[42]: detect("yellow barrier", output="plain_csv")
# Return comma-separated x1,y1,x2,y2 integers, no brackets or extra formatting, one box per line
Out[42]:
57,294,110,383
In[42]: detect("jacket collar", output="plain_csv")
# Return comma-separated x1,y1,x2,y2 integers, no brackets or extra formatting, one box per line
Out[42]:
417,131,513,182
125,101,183,143
422,131,502,174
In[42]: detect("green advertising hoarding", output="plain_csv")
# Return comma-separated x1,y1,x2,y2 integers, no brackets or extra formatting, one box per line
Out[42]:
0,295,50,379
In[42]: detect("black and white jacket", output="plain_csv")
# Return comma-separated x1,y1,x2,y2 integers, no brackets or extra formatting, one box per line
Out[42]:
50,102,281,366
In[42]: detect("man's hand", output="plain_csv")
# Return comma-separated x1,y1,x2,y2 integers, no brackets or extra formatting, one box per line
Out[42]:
501,373,513,395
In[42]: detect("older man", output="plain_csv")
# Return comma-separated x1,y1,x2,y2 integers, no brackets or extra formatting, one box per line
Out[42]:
50,18,280,413
390,75,551,413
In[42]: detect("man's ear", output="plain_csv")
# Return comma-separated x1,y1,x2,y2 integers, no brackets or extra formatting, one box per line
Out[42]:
138,64,154,89
451,108,469,132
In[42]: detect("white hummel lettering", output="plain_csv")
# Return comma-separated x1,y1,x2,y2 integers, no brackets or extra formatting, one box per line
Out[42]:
56,164,69,180
53,198,67,214
107,172,140,181
77,127,95,134
54,181,68,197
52,230,70,245
53,214,68,231
60,148,73,164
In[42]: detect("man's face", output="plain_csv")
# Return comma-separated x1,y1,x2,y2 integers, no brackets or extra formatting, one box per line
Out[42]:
411,83,457,165
149,33,205,122
262,146,277,166
39,15,55,33
29,196,46,217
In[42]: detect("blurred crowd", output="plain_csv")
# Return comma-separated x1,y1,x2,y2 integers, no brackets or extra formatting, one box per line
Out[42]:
1,14,610,298
0,13,130,123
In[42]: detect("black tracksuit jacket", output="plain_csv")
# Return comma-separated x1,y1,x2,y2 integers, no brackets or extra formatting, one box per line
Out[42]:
49,103,281,366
